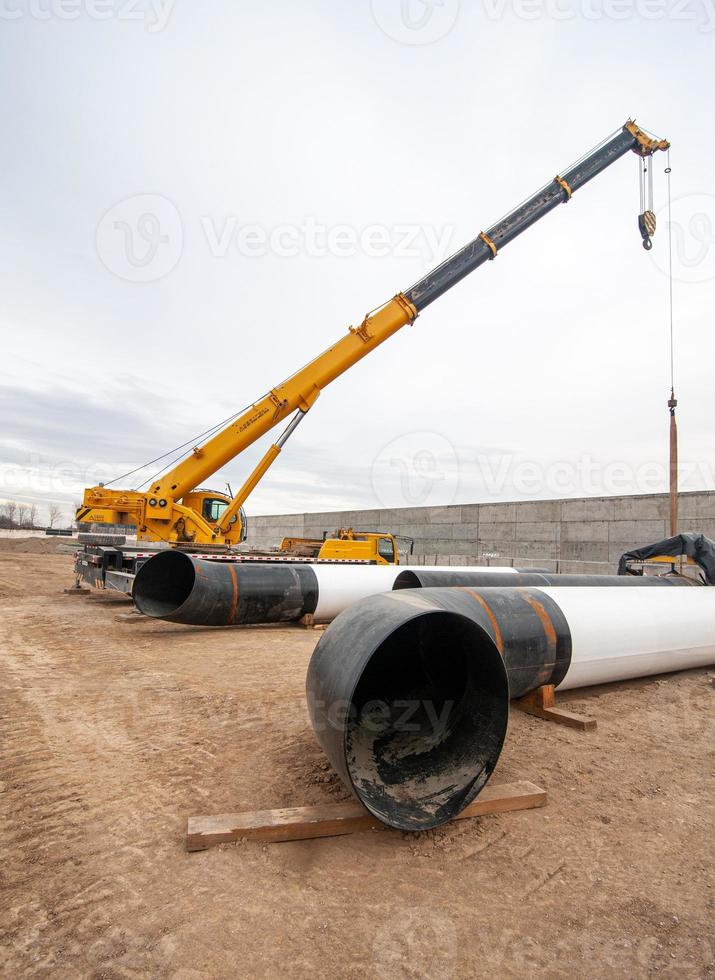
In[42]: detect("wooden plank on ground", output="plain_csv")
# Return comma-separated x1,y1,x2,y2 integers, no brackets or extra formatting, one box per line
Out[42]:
186,780,546,851
88,594,134,604
514,684,597,731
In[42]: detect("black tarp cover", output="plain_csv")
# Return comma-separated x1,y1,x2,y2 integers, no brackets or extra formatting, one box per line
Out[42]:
618,532,715,585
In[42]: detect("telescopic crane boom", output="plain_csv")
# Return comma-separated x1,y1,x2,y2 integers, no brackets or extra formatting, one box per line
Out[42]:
77,120,669,546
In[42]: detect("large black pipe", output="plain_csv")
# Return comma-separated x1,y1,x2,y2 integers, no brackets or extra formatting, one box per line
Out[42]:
306,586,575,831
307,583,712,831
393,570,691,590
133,551,318,625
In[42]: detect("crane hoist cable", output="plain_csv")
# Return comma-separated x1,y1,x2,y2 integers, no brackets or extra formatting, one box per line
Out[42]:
101,402,256,490
663,149,679,536
638,151,657,250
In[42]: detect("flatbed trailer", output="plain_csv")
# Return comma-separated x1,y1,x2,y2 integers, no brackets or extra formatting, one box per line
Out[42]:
74,544,377,594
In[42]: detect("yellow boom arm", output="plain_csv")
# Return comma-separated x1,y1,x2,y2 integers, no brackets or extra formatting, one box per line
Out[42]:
80,293,417,543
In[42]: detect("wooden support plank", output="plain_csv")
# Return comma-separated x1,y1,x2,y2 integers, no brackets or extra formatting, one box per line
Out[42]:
186,780,546,852
88,594,134,604
298,613,327,630
514,684,597,731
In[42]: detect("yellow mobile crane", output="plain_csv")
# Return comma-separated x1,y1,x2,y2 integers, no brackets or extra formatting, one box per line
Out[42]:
76,120,669,554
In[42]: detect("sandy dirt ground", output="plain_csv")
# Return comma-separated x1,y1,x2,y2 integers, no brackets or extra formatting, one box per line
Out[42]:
1,540,713,979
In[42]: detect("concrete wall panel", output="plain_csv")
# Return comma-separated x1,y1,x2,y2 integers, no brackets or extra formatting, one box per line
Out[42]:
245,491,715,572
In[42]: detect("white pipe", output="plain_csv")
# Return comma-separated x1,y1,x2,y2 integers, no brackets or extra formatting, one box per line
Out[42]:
538,586,715,690
312,563,518,620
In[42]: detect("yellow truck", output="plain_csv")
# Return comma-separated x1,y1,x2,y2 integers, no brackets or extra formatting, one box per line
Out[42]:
280,529,401,565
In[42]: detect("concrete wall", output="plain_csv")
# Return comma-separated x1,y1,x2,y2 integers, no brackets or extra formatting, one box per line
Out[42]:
244,491,715,572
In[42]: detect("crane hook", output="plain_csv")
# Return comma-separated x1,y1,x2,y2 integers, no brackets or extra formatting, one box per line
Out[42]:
638,210,656,251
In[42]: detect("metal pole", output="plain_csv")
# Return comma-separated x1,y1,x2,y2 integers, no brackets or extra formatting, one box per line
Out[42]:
669,390,679,536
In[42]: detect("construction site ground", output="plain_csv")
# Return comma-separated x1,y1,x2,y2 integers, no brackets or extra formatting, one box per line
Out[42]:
1,538,713,979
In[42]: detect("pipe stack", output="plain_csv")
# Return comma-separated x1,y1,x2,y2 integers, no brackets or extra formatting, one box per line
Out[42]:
134,550,715,835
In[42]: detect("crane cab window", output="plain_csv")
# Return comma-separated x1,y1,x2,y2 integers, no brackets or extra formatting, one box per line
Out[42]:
202,498,229,523
377,537,395,562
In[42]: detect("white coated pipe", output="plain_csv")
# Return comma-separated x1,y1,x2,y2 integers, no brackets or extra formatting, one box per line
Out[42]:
312,563,518,620
538,586,715,690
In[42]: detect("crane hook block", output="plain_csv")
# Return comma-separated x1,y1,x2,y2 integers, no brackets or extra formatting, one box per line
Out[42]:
638,210,656,251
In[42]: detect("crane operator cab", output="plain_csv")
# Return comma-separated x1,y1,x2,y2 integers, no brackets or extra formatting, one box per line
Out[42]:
181,489,248,542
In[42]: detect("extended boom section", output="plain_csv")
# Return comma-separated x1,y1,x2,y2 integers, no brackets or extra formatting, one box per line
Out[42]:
406,122,668,309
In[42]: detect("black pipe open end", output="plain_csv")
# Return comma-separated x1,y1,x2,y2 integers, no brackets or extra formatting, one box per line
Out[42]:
133,550,196,618
392,570,422,589
344,611,509,831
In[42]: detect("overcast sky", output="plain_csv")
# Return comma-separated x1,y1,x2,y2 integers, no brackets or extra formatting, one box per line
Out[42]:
1,0,714,523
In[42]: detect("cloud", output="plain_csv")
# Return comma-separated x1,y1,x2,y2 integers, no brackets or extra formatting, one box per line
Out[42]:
0,381,200,510
0,382,174,463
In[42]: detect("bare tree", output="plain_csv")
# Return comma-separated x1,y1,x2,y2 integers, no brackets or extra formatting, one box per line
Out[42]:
29,504,38,529
3,501,17,525
47,504,63,528
17,504,29,528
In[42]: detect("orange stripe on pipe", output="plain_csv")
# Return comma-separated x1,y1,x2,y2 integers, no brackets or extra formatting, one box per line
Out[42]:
227,563,239,624
521,591,557,652
461,589,504,654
